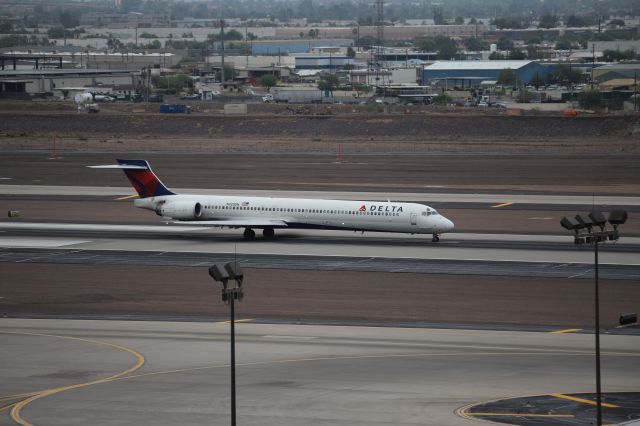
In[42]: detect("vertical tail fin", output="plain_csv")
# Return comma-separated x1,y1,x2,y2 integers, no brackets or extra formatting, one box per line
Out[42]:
89,159,175,198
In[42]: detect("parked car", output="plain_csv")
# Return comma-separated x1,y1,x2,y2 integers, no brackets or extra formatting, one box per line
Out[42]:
180,93,201,100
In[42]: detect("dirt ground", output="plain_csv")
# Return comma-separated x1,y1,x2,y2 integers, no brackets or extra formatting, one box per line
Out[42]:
2,152,640,196
1,263,636,328
0,106,639,156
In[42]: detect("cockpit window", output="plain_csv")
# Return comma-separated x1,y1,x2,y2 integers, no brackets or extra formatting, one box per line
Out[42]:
432,209,439,215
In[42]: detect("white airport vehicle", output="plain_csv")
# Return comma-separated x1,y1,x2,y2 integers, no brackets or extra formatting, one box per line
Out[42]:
90,160,454,242
74,92,99,113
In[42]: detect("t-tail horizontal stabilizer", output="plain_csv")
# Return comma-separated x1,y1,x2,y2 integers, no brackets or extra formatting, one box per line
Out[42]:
88,159,175,198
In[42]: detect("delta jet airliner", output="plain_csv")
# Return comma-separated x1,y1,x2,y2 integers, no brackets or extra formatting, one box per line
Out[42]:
91,159,454,242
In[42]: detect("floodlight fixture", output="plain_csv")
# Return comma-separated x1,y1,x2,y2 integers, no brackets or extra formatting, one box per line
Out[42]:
608,210,628,226
224,262,244,287
209,264,230,288
575,213,594,230
560,216,583,232
589,212,607,230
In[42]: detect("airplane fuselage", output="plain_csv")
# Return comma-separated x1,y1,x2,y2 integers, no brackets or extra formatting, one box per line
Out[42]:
135,194,454,235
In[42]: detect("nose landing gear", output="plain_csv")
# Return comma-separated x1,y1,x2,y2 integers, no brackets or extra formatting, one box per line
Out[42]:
432,234,440,242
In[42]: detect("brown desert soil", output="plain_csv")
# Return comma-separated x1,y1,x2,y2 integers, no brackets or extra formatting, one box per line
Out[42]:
1,263,637,328
0,103,638,156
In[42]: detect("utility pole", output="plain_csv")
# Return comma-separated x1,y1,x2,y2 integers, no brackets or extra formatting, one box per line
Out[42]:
591,43,596,89
634,71,638,112
220,19,225,84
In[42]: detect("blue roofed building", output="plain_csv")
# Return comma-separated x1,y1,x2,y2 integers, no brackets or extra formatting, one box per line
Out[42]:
422,60,551,87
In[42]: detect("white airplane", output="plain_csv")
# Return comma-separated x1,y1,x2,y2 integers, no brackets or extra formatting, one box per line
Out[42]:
90,159,454,242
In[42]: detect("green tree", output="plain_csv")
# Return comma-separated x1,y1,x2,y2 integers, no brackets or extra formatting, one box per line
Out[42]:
216,65,237,82
463,37,487,51
517,89,534,103
555,36,574,50
107,36,125,50
550,64,584,84
602,49,635,62
435,37,458,59
507,49,526,60
530,73,545,88
346,46,355,58
47,26,67,39
432,6,445,25
317,74,340,93
578,90,604,109
152,74,194,94
489,51,506,60
498,68,517,86
58,10,79,28
566,14,588,27
224,29,244,41
492,16,529,29
432,93,451,105
496,36,514,51
538,13,558,29
260,74,278,90
0,20,14,34
358,35,377,47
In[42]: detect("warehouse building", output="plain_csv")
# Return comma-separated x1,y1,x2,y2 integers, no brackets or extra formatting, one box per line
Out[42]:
0,69,138,98
421,60,550,87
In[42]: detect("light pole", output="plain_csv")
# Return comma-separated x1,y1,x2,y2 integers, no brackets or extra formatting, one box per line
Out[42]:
209,262,244,426
560,210,628,426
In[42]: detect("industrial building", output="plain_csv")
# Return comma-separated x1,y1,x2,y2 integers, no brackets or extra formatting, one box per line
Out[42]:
593,63,640,82
421,60,551,87
0,69,139,99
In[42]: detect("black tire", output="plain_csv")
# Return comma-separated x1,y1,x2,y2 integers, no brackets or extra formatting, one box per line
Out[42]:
243,228,256,240
263,227,275,239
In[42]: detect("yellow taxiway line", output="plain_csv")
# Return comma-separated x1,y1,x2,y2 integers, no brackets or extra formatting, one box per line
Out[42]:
114,194,138,201
551,393,620,408
550,328,583,334
491,201,513,208
217,318,254,324
1,331,145,426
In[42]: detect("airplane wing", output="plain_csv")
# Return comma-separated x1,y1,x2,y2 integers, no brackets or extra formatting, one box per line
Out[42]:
171,219,289,228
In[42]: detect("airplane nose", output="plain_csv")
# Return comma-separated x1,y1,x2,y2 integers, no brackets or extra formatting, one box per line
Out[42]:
440,217,455,233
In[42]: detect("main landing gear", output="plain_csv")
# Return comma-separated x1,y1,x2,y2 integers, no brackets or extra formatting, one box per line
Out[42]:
432,234,440,243
243,227,275,240
263,227,275,239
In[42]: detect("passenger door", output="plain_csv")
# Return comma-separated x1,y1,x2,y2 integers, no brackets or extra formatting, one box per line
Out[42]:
410,212,417,225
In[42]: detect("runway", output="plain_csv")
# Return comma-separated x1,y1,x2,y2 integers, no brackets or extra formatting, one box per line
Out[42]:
2,319,639,426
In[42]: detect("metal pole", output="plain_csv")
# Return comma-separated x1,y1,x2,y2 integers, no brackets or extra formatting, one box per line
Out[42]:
594,239,602,426
230,293,236,426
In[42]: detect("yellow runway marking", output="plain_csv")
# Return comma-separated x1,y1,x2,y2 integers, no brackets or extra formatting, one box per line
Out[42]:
551,393,620,408
0,393,37,402
1,331,145,426
115,194,138,201
217,318,254,324
550,328,582,334
0,401,21,412
491,201,513,208
465,412,574,418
